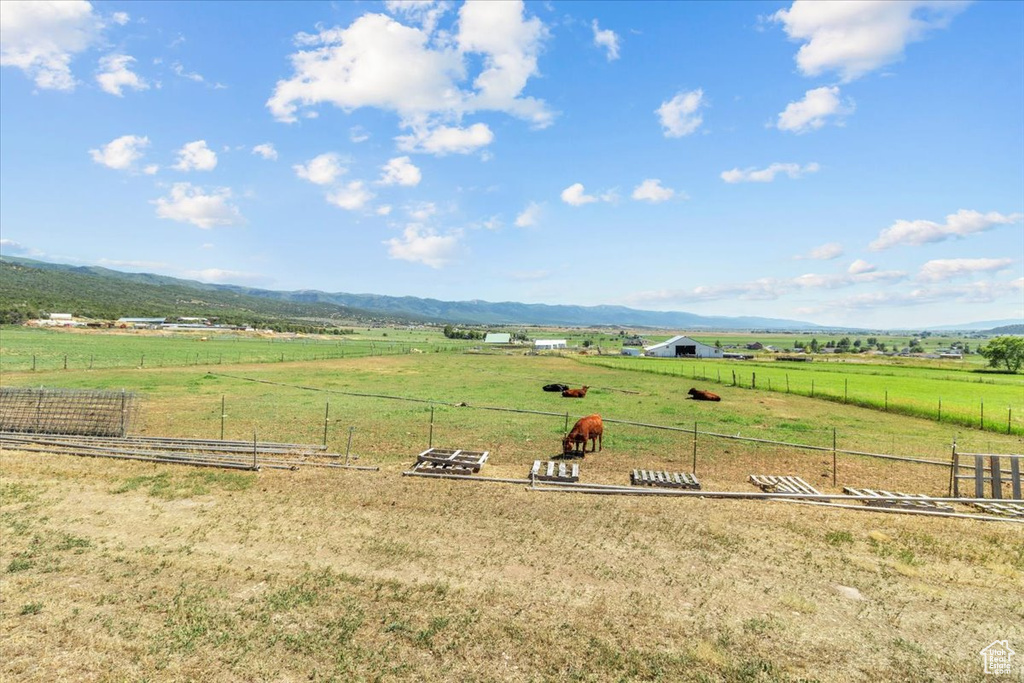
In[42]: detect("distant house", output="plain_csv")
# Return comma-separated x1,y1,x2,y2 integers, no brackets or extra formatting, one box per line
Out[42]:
484,333,512,344
49,313,73,321
644,335,723,359
534,339,567,350
746,342,764,351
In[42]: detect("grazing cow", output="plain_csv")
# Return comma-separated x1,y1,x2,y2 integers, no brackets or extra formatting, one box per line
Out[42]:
563,414,603,455
543,383,570,392
688,387,721,402
561,385,589,398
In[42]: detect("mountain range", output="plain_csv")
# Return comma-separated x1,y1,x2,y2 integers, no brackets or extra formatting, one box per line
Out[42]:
1,255,1019,332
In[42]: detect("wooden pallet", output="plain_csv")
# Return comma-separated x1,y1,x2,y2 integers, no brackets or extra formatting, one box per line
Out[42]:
413,461,478,476
416,448,489,472
842,487,954,512
531,460,579,483
969,501,1024,519
748,475,820,495
630,469,700,489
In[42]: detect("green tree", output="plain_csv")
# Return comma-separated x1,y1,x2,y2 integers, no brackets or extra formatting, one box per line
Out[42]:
978,336,1024,373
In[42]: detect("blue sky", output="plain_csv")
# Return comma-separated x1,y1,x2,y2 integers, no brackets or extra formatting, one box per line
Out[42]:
1,0,1022,328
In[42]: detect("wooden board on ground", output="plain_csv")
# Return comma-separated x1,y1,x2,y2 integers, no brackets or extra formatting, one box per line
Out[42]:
631,469,700,490
413,461,478,476
748,475,821,495
531,460,579,483
416,448,489,472
842,486,954,512
968,501,1024,519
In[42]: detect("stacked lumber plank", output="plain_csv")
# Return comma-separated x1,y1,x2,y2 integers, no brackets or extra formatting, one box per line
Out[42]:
748,475,821,495
530,460,579,483
630,469,700,489
415,448,489,475
842,487,954,511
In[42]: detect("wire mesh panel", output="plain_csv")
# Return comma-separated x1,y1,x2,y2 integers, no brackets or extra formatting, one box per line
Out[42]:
0,387,139,437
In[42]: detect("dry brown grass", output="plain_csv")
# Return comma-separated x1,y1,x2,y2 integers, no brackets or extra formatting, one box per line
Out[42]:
2,352,1023,681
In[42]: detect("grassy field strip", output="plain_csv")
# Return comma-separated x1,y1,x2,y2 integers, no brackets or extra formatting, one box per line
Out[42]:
581,356,1024,435
0,327,463,371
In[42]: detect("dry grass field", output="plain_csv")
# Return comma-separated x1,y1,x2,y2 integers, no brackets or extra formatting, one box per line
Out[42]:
2,351,1023,681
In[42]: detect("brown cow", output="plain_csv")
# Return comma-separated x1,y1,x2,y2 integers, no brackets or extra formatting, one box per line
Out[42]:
563,414,603,455
561,385,589,398
688,387,721,401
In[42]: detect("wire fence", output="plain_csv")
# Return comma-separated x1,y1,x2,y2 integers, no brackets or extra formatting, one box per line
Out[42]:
0,387,139,437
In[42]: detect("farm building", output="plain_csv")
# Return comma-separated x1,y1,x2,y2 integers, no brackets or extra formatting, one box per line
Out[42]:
620,347,641,356
534,339,567,350
484,333,512,344
644,335,723,359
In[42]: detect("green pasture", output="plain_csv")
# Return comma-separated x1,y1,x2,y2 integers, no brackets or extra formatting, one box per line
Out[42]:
3,345,1022,469
581,355,1024,435
0,326,464,372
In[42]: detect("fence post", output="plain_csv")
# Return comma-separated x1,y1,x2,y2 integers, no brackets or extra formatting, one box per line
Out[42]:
120,389,126,437
832,427,837,487
884,389,888,412
345,426,354,467
786,374,789,393
323,401,330,448
565,412,569,432
811,380,815,397
692,421,698,474
32,355,36,371
844,379,848,403
980,398,984,430
949,439,958,497
64,355,68,370
752,372,756,390
1009,407,1013,435
428,404,435,448
938,398,942,423
221,395,226,440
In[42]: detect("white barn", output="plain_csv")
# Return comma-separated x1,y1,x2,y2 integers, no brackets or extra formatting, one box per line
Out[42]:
534,339,567,350
644,335,723,359
484,333,512,344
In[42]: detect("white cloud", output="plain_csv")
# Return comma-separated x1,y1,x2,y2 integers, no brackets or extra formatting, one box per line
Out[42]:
847,259,876,275
182,268,270,286
267,5,552,130
777,86,852,133
592,20,620,61
152,183,243,229
252,143,278,161
384,224,461,268
631,179,675,203
772,1,968,82
293,153,346,185
561,183,597,206
0,0,100,91
721,162,820,183
89,134,150,171
379,156,422,186
515,201,541,227
111,11,130,26
0,238,42,257
917,258,1014,282
96,53,149,96
795,242,844,261
869,209,1023,251
396,122,494,155
385,0,451,35
350,126,370,143
656,89,704,138
171,61,204,83
376,205,393,216
143,164,159,175
407,201,437,221
173,140,218,172
327,181,374,211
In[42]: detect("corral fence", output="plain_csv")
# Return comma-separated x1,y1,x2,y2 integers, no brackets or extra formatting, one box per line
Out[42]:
0,386,138,437
206,373,1023,498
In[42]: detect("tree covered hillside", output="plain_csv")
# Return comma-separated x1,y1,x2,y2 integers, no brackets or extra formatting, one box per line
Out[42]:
0,259,370,329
